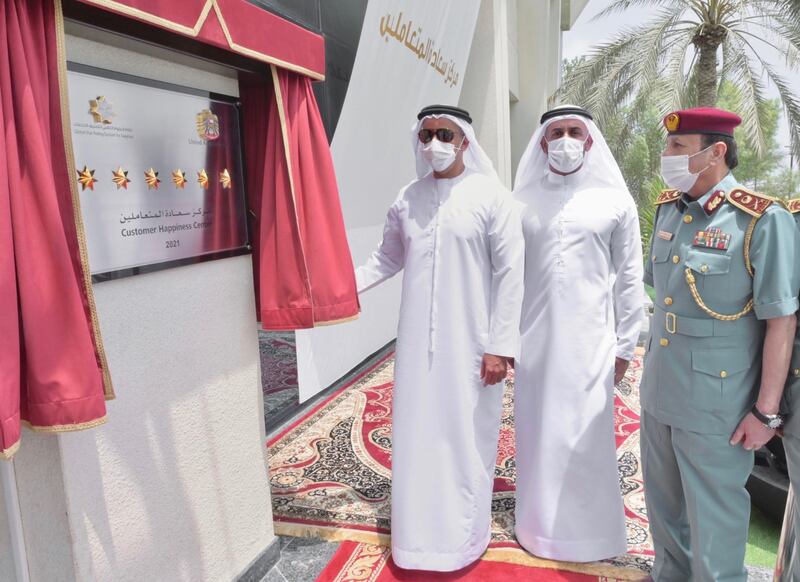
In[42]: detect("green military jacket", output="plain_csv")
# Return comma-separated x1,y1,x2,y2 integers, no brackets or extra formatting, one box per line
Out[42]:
783,199,800,437
642,174,800,435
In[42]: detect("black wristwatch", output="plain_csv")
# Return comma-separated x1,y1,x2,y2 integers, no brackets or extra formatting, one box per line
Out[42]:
751,404,784,430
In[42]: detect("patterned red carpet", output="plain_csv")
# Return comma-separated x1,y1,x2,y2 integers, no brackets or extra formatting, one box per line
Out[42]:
268,350,652,580
259,331,298,395
315,540,615,581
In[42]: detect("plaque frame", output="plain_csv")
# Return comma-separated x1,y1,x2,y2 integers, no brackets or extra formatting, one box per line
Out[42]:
67,61,252,283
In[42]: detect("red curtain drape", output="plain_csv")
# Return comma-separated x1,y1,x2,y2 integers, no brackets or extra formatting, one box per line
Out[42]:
0,0,111,459
240,67,359,330
202,102,245,250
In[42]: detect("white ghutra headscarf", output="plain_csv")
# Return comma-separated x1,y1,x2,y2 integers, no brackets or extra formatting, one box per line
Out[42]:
411,114,499,181
513,105,631,197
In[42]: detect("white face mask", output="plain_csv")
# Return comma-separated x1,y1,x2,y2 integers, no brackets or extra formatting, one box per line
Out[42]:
422,138,463,173
546,137,587,174
660,145,713,192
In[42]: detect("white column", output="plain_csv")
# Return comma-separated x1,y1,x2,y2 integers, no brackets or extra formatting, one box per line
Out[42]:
459,0,512,188
510,0,564,177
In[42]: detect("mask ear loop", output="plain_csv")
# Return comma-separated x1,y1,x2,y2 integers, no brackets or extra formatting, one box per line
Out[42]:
688,144,715,177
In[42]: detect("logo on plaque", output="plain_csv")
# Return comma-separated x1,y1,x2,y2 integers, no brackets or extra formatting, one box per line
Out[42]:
196,109,220,141
89,96,115,124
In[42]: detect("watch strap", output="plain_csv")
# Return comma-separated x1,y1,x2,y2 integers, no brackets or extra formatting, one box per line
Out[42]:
751,404,783,428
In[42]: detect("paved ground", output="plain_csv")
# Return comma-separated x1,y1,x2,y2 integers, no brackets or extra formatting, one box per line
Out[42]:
260,536,338,582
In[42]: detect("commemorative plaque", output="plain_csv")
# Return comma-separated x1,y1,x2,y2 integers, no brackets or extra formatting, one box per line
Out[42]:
67,63,249,281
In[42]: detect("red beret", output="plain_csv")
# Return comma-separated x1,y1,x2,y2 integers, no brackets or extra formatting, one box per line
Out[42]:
663,107,742,137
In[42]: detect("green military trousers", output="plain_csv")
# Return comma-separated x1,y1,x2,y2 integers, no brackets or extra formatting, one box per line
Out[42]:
641,410,754,581
783,434,800,581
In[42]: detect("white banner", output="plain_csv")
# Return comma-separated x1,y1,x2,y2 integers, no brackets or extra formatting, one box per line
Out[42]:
297,0,480,402
331,0,481,229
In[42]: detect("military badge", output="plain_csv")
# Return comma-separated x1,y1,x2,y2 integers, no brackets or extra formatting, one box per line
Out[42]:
693,227,731,250
89,96,115,124
664,113,680,132
655,189,681,205
657,230,673,241
77,166,97,191
703,190,726,214
727,187,774,216
785,198,800,214
196,109,220,141
111,166,130,190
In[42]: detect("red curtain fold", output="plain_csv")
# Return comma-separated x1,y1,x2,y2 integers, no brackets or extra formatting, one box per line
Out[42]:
240,68,359,330
202,102,245,250
0,0,110,459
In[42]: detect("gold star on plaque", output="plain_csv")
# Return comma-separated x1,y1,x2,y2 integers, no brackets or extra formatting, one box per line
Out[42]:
197,169,209,190
220,169,232,189
88,96,115,124
144,168,161,190
77,166,97,191
111,167,130,190
172,169,187,189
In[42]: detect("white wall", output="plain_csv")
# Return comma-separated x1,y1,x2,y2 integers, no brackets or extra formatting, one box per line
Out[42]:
0,25,273,582
510,0,565,176
65,256,271,582
459,0,512,188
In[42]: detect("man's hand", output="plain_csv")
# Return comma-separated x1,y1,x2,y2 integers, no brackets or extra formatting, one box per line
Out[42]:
730,413,776,451
480,354,508,386
614,357,630,386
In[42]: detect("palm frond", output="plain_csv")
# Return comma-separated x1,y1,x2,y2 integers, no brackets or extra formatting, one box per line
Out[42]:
729,5,800,70
722,35,769,156
758,61,800,159
560,8,688,127
655,33,697,114
592,0,684,21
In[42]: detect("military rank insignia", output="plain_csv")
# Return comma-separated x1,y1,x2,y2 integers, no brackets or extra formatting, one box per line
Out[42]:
693,227,731,250
655,189,681,205
703,190,726,214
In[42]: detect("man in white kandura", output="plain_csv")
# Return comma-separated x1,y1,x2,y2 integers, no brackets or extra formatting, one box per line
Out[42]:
356,104,524,572
512,105,644,562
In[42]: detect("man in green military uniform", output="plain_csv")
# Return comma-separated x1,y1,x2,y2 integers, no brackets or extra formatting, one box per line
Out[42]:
641,107,800,581
779,197,800,581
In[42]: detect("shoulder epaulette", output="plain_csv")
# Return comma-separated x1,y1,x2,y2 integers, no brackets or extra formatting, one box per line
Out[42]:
784,198,800,214
726,187,775,217
655,189,681,205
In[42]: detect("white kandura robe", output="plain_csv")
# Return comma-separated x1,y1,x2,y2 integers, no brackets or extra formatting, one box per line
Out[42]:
512,170,643,562
356,169,524,571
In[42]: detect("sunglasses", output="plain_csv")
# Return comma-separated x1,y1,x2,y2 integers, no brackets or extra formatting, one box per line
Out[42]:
417,128,463,144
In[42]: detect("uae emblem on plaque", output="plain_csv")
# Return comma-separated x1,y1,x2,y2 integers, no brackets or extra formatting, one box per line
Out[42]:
196,109,220,141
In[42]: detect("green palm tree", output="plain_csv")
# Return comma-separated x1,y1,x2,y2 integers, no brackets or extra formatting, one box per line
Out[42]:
560,0,800,159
